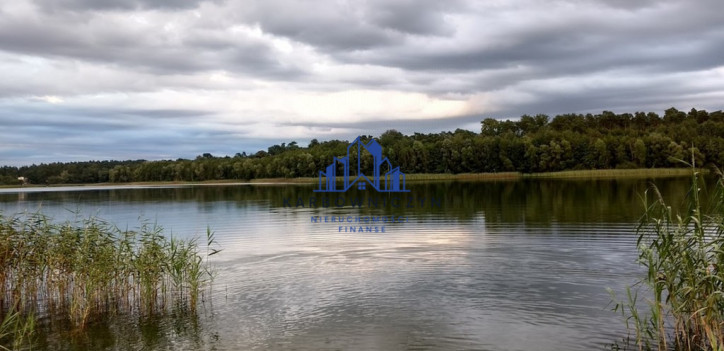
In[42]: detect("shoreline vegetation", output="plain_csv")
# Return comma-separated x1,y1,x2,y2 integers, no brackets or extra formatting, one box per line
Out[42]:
610,165,724,351
0,168,709,190
2,107,723,187
0,214,221,349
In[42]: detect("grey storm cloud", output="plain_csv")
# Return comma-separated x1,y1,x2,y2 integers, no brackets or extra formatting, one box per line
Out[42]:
32,0,212,11
235,0,468,50
0,0,723,165
338,0,723,74
0,12,302,78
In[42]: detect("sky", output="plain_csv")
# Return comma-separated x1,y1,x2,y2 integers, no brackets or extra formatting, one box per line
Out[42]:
1,0,723,166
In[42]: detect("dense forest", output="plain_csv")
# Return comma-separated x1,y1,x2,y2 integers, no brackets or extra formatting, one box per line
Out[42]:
1,107,723,185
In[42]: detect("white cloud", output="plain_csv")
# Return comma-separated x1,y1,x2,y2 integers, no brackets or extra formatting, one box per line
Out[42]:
36,95,64,104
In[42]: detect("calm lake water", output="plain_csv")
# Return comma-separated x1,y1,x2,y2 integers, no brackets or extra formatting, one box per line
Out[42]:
0,178,705,350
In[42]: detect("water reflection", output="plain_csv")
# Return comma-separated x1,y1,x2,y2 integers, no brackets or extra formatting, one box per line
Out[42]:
32,308,218,351
0,177,711,350
0,178,705,224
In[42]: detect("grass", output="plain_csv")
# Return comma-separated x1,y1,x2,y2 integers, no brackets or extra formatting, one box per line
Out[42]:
609,162,723,350
0,213,221,349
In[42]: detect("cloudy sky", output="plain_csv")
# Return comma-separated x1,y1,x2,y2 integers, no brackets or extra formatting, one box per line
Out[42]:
1,0,722,166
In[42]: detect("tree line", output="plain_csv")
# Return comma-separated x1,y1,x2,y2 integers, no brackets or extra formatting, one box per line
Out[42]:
1,107,723,185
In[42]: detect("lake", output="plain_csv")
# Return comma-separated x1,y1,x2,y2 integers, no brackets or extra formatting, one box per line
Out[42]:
0,177,702,350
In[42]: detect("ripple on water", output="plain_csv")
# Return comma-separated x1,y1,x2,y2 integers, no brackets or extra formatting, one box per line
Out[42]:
207,218,640,351
0,180,673,350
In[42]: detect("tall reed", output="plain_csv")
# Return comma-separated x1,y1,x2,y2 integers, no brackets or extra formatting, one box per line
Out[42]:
0,305,34,351
610,163,724,350
0,212,221,348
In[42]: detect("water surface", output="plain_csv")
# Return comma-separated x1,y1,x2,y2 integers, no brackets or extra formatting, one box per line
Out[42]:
0,178,702,350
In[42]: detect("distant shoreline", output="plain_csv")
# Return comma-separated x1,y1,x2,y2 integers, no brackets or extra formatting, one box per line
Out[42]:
0,168,707,190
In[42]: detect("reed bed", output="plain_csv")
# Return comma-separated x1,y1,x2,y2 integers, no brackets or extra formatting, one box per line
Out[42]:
252,172,523,183
610,165,724,351
528,168,704,179
406,172,521,181
0,304,34,351
0,212,220,338
249,169,688,184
